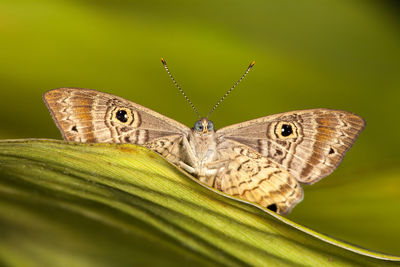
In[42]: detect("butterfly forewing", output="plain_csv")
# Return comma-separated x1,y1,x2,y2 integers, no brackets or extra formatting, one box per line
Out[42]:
43,88,190,144
217,109,365,184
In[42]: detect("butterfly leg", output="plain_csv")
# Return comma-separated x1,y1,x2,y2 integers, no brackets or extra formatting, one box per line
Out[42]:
198,176,213,187
204,159,229,169
180,136,199,169
179,161,195,174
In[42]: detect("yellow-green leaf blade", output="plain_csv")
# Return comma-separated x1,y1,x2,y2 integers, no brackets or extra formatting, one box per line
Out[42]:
0,139,398,266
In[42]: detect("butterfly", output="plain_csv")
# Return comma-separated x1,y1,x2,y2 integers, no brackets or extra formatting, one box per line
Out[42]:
43,59,365,215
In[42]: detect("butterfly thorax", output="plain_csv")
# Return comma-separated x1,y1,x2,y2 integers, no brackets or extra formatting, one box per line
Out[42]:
189,118,218,165
188,130,218,164
182,118,225,183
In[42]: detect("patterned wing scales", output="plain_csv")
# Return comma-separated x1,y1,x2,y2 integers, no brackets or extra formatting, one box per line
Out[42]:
144,135,186,166
215,142,303,215
43,88,190,144
44,90,364,214
217,109,365,184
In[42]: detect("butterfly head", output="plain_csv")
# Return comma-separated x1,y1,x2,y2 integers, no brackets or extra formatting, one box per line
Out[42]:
193,118,214,134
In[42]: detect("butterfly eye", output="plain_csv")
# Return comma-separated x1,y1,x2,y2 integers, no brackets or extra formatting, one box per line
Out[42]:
207,121,214,131
194,120,204,132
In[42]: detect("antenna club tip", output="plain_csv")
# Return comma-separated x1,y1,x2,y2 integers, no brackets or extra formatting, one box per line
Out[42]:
249,61,255,68
161,58,167,65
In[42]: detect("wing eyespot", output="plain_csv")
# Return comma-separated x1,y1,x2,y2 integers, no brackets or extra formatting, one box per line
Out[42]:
116,109,129,122
111,107,141,127
274,121,298,139
112,108,133,124
281,124,293,136
267,203,278,212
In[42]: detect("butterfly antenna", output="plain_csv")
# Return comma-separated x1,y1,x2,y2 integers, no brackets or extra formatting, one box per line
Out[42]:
161,58,201,119
206,61,255,119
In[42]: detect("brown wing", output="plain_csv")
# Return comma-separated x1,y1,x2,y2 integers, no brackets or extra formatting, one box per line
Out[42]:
43,88,190,144
217,109,365,184
215,141,303,215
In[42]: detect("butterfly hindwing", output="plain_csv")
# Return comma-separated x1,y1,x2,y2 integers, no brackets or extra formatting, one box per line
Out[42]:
214,141,303,214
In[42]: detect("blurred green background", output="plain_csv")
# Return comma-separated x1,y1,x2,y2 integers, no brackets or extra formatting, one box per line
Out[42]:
0,0,399,257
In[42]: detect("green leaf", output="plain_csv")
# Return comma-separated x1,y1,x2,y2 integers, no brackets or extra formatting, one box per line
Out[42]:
288,166,400,256
0,139,398,266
